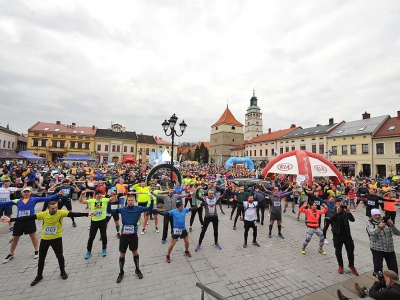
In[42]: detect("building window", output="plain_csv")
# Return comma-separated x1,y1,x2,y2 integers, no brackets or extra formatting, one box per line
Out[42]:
231,126,235,130
271,149,274,155
70,142,76,148
12,142,14,149
246,151,248,156
319,144,324,154
260,149,262,156
265,149,268,156
97,144,101,151
130,146,134,152
376,143,384,154
250,150,252,156
34,133,39,136
280,148,283,154
60,141,65,148
332,146,337,155
342,145,348,155
232,139,235,142
146,148,149,155
105,145,109,152
124,146,127,152
216,127,218,130
285,147,289,152
8,141,10,148
312,145,316,153
3,141,5,148
350,145,356,154
112,145,116,152
362,144,369,154
33,139,39,147
300,145,306,150
395,142,400,154
41,140,47,147
85,143,90,149
291,146,295,151
77,142,82,149
117,145,121,152
52,141,57,148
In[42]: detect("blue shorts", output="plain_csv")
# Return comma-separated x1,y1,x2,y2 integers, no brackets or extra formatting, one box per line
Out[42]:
0,205,12,216
118,197,125,205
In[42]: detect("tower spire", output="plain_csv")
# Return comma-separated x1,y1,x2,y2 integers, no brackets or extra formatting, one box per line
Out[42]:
253,87,255,97
227,99,228,108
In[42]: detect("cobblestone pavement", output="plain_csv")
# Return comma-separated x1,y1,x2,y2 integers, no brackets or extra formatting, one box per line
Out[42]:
1,201,400,300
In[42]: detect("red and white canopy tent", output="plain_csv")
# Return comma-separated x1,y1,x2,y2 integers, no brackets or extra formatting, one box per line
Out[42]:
122,156,137,164
261,150,344,186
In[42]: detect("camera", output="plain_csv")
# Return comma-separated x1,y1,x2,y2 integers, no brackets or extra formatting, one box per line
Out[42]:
340,205,348,209
377,271,386,286
382,216,390,223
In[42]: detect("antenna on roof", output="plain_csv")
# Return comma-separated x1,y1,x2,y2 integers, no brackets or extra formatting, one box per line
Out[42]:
253,87,255,96
227,100,228,108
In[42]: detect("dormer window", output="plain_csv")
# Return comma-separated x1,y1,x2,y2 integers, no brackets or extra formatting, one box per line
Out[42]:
231,126,235,130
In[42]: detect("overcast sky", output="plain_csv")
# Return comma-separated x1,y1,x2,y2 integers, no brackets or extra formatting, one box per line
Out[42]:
1,0,400,143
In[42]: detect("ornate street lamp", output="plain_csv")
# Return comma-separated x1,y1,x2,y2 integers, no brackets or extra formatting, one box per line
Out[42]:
162,114,187,187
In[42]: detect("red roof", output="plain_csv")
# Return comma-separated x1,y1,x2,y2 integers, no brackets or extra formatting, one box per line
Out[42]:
178,146,192,154
246,126,301,144
212,107,243,127
373,115,400,138
18,134,28,142
191,142,210,150
28,121,97,136
154,136,172,146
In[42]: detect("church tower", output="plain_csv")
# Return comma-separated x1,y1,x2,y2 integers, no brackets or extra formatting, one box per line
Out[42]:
210,105,244,166
244,89,263,141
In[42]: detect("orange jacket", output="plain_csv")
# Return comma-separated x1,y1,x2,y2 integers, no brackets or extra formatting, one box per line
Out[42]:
384,196,399,212
299,204,327,228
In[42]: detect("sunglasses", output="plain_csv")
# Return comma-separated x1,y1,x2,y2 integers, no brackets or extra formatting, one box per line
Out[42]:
23,190,31,193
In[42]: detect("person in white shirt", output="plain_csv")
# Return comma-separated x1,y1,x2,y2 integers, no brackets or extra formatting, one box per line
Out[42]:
243,195,259,248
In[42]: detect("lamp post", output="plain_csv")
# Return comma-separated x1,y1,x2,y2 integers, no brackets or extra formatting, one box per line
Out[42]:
162,114,187,188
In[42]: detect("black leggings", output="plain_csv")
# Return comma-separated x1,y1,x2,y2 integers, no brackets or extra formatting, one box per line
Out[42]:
385,211,397,224
333,234,355,267
38,237,65,276
256,202,266,223
234,204,244,226
244,220,257,243
184,197,191,208
87,219,107,251
190,207,203,226
198,217,219,244
322,218,331,239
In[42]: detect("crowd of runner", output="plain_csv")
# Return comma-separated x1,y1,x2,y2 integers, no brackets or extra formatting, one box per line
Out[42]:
1,161,400,298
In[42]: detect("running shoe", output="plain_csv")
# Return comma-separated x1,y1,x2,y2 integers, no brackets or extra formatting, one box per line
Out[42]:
155,227,159,233
252,242,260,247
135,269,143,279
278,233,284,239
147,222,149,225
184,251,192,258
141,229,145,235
349,266,359,276
318,248,326,255
268,234,272,238
297,217,300,221
166,255,171,263
214,243,222,250
162,240,166,244
292,210,296,214
116,272,124,283
352,209,355,212
233,226,236,230
338,266,344,274
324,239,329,245
283,210,286,213
9,227,13,232
72,222,77,227
3,254,14,264
117,233,120,239
102,249,107,257
195,244,201,251
87,225,91,230
301,248,306,255
84,251,91,259
243,243,247,248
33,253,39,259
30,275,43,286
189,227,192,233
137,221,141,226
230,216,232,220
60,272,68,280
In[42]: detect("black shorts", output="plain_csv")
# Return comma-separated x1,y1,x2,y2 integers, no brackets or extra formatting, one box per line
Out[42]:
270,212,282,221
172,229,188,240
58,200,72,211
13,220,37,236
119,234,138,253
106,213,120,222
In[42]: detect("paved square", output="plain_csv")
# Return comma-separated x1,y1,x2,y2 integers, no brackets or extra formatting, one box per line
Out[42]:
1,202,399,300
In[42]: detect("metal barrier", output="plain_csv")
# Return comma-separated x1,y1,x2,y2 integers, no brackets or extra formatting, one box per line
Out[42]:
196,282,227,300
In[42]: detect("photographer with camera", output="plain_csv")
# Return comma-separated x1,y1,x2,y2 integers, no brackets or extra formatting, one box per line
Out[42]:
367,209,400,276
337,270,400,299
330,199,358,275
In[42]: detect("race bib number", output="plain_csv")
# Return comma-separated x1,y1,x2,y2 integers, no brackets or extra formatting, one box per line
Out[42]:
173,228,183,235
360,194,366,197
106,213,111,217
111,204,118,210
338,195,342,199
302,196,308,201
290,195,294,198
122,225,135,234
314,201,320,206
118,190,124,194
94,210,103,217
273,201,280,207
0,198,8,202
367,200,375,206
44,226,57,235
62,190,69,196
378,200,383,204
19,210,30,217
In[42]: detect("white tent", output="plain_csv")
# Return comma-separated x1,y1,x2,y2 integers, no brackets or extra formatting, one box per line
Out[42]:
162,150,171,163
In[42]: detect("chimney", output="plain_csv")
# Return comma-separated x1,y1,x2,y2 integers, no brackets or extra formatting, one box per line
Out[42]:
72,122,76,127
56,121,61,125
92,125,95,130
290,124,296,128
329,118,334,125
362,112,370,119
397,110,400,118
268,128,271,134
